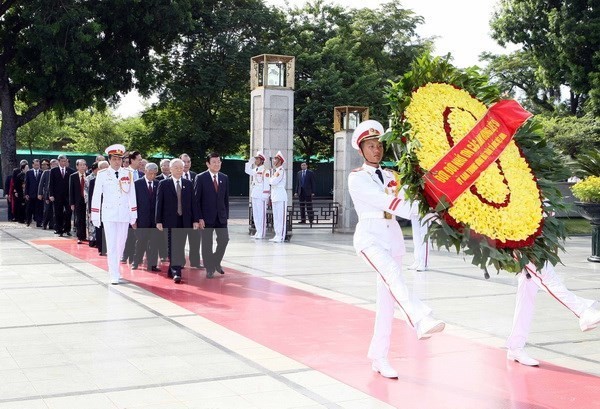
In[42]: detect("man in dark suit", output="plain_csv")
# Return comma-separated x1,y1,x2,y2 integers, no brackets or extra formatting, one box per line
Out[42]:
69,159,88,243
155,158,199,283
194,152,229,279
132,162,161,272
48,154,74,236
180,153,202,268
24,159,44,227
295,162,317,224
38,159,57,230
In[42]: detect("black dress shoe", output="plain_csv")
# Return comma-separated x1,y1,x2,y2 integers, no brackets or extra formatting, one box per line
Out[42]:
216,266,225,274
66,232,72,237
58,233,64,237
54,231,60,234
36,223,42,228
43,226,48,230
77,240,82,244
206,271,215,279
173,274,181,283
26,223,31,227
120,258,127,263
89,240,96,248
191,264,205,269
131,263,139,270
150,266,161,272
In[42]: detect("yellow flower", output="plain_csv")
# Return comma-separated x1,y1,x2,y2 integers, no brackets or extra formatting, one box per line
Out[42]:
404,83,543,246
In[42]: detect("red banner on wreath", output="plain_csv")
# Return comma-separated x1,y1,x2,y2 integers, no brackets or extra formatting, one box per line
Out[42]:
423,100,532,208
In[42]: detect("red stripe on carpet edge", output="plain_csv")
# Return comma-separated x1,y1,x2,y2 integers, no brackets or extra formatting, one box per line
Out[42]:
34,239,600,409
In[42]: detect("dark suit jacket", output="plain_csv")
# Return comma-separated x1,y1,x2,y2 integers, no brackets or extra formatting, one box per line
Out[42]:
48,167,74,201
296,169,316,196
87,177,96,212
24,169,42,198
194,171,229,225
37,169,51,199
182,170,196,183
134,178,159,228
155,173,170,181
69,172,86,206
155,178,198,228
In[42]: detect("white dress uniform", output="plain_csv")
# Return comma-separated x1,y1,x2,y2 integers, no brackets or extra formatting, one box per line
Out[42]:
348,120,444,377
245,151,270,239
269,151,287,242
91,148,137,284
507,262,599,352
408,211,433,271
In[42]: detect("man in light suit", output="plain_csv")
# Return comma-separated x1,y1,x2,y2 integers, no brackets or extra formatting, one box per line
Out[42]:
194,152,229,279
48,154,74,236
132,162,161,272
24,159,44,227
156,158,199,283
295,162,316,224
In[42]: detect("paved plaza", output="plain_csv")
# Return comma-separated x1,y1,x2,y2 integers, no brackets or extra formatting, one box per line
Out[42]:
0,198,599,408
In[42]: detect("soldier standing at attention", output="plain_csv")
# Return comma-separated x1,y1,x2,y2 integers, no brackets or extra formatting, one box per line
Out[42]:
268,151,287,243
91,144,138,285
348,120,445,379
245,151,270,239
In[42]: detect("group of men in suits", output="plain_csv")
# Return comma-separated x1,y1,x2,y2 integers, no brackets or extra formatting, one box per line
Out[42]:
90,145,230,284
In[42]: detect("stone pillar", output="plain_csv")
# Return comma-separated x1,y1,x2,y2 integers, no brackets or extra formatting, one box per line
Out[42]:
250,54,295,204
333,106,369,233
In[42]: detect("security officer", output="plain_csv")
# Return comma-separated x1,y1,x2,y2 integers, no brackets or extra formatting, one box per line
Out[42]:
348,120,445,379
269,151,287,242
91,144,137,285
245,151,270,239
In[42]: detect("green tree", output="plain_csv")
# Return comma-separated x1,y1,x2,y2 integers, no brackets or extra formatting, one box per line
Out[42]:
0,0,192,181
481,51,564,114
490,0,600,115
63,109,125,154
278,1,430,159
538,114,600,158
143,0,283,164
16,111,64,153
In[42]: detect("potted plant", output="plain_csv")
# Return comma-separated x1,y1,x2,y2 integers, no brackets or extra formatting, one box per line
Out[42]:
572,175,600,262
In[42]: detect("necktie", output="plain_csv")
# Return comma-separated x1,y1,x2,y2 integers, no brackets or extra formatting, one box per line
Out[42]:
115,171,119,179
34,170,37,179
302,170,306,187
176,180,182,216
80,174,85,196
375,169,384,184
213,175,218,192
61,168,65,178
148,182,153,196
185,173,189,180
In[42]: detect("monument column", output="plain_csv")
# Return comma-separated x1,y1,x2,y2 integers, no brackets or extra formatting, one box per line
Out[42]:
250,54,295,205
333,106,369,232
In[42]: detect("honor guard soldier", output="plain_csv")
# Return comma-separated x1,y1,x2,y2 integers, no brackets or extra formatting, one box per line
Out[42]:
91,144,138,285
245,151,270,239
348,120,445,379
269,151,287,242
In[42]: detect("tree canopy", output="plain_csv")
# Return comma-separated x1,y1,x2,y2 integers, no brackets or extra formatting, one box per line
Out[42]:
0,0,192,179
490,0,600,115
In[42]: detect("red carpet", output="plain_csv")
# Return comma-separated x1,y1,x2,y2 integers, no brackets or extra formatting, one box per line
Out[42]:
35,239,600,409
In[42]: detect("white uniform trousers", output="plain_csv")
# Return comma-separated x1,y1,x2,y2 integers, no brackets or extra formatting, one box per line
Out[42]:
252,198,268,238
410,213,429,268
360,245,432,360
506,262,596,350
104,221,130,283
271,200,287,241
